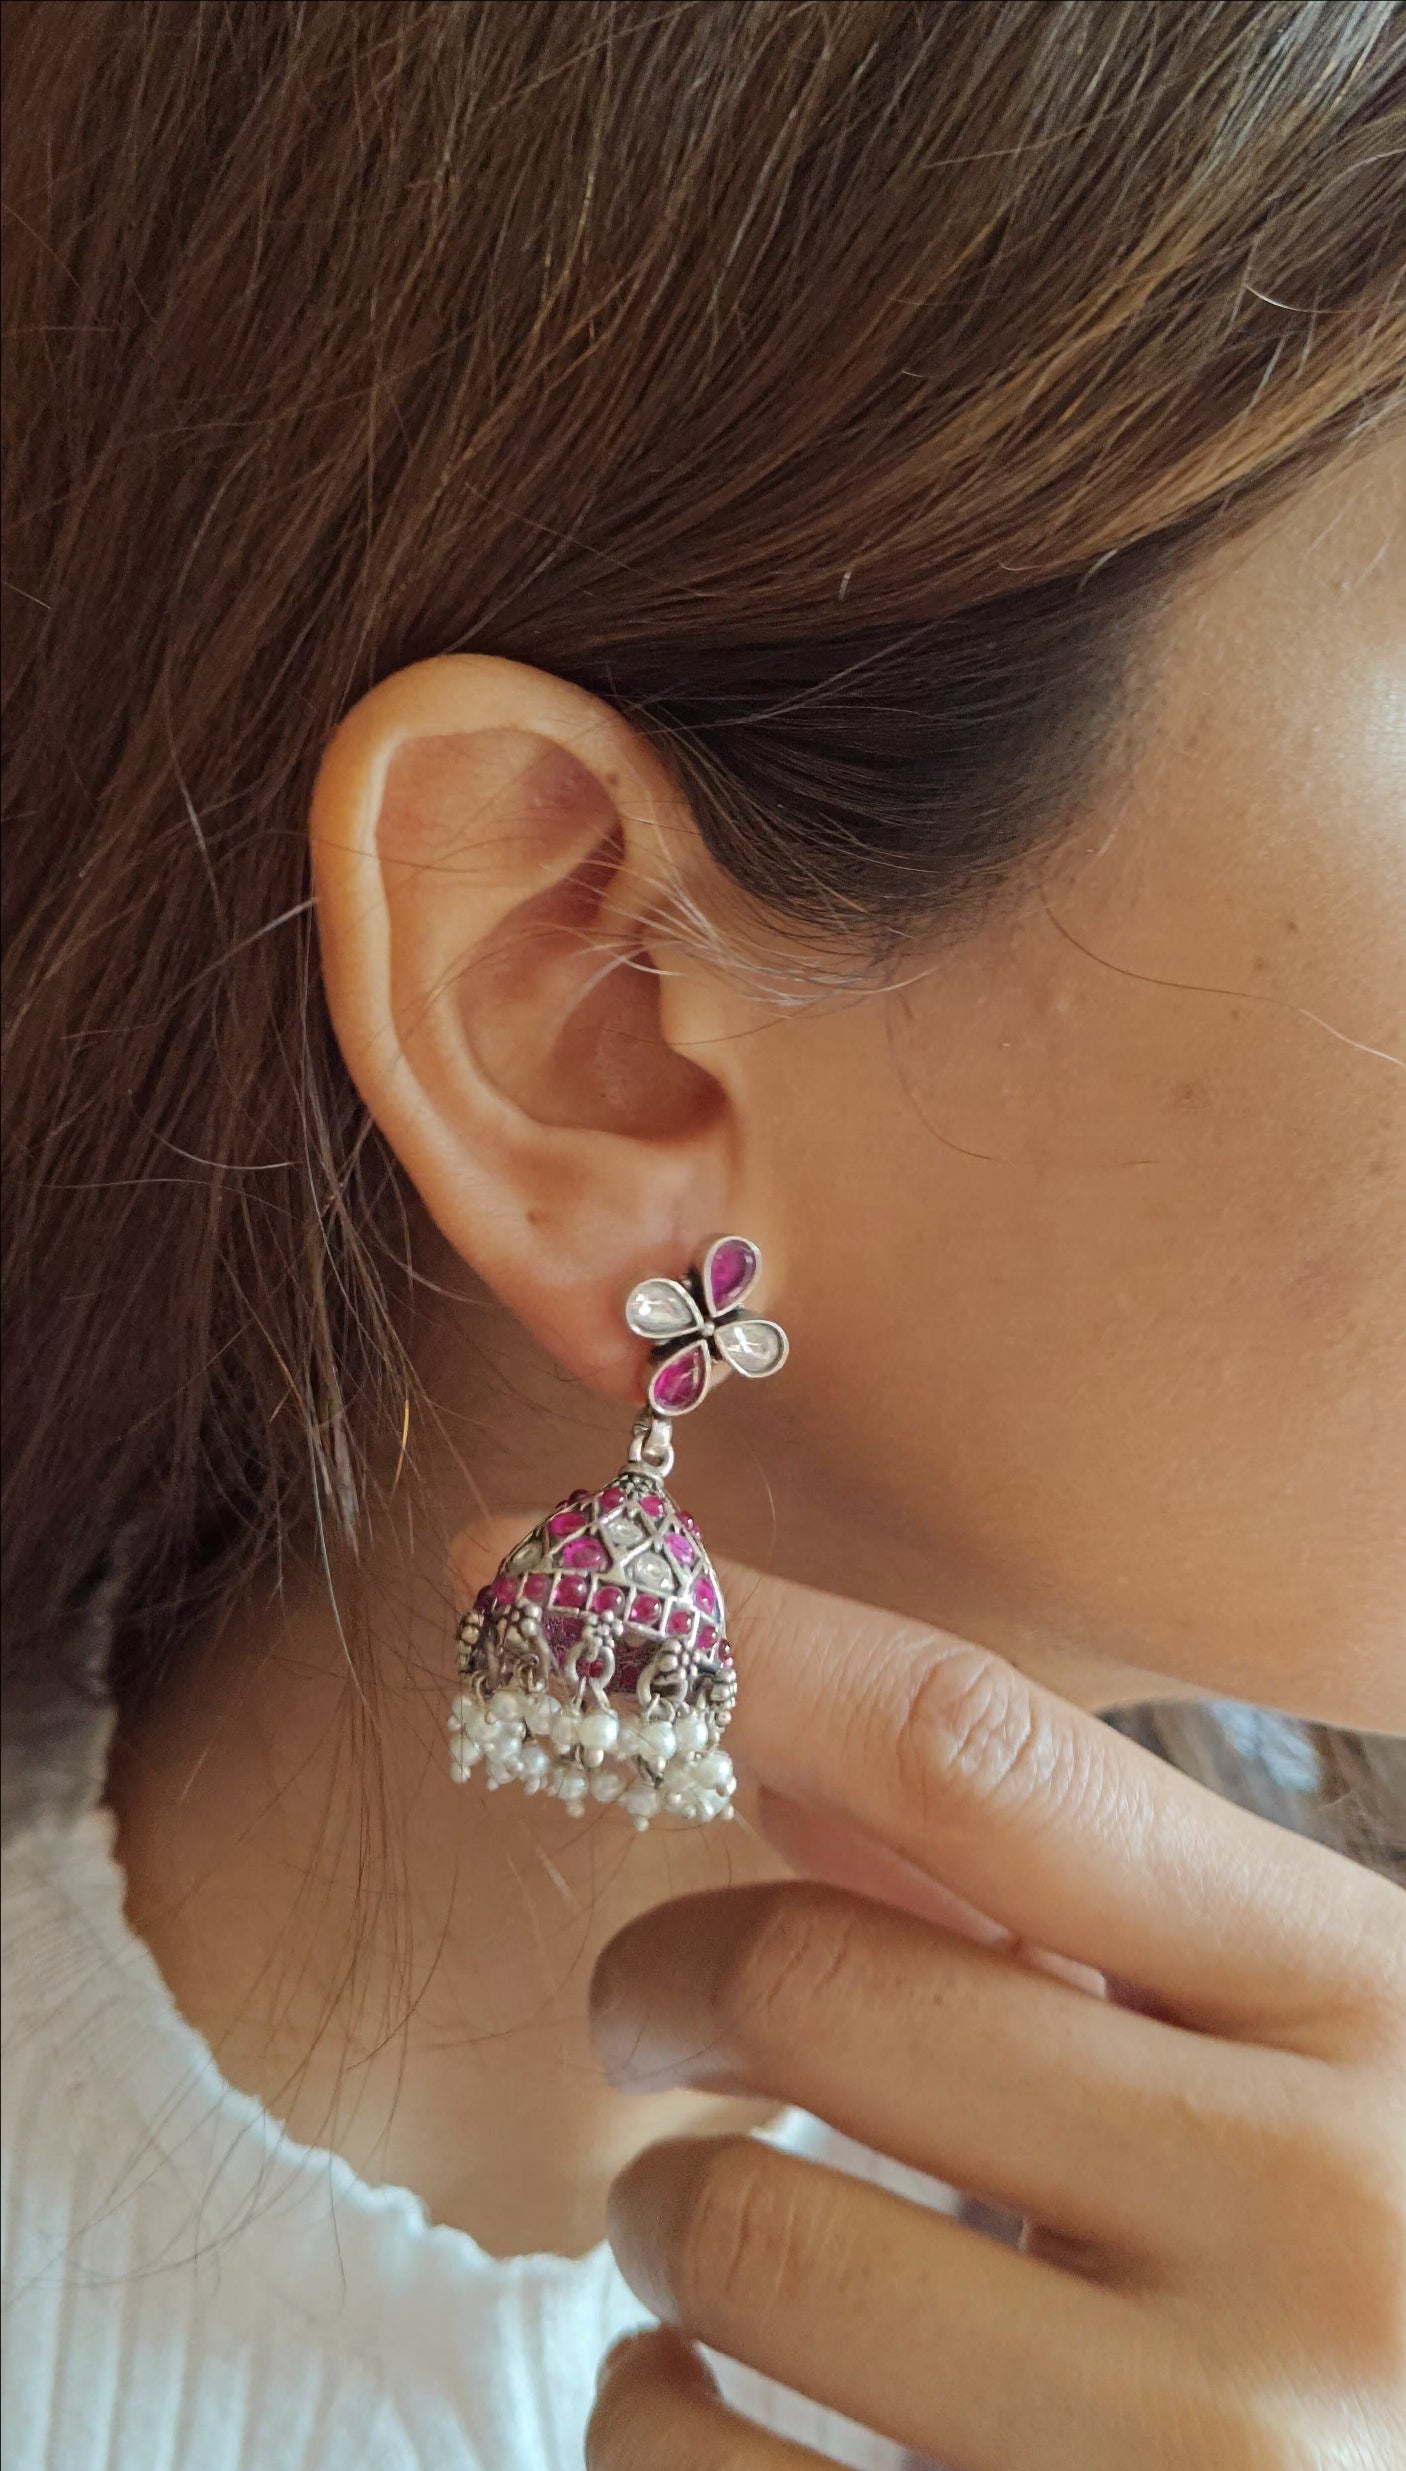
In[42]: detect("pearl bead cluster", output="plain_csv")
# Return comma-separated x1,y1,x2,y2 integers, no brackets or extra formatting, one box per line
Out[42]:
448,1686,737,1830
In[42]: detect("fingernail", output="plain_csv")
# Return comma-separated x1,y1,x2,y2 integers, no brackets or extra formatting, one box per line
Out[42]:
594,2323,718,2400
594,2325,652,2393
588,1929,672,2088
588,1923,701,2092
605,2138,704,2322
590,1907,744,2094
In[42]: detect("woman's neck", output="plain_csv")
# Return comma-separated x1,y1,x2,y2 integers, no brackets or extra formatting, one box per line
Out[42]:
110,1380,786,2257
108,1291,1181,2256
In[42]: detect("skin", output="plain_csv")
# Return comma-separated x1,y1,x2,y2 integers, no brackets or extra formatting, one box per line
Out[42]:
114,438,1406,2459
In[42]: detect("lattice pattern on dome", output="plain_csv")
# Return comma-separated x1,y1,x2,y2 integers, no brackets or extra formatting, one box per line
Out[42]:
451,1468,737,1828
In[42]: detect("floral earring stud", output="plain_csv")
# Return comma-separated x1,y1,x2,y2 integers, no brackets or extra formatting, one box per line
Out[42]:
625,1234,789,1415
449,1237,787,1830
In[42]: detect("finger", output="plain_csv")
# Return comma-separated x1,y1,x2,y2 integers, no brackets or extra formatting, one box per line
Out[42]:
717,1560,1401,2044
756,1787,1108,1992
592,1881,1250,2256
587,2326,830,2470
608,2136,1158,2471
755,1787,1012,1944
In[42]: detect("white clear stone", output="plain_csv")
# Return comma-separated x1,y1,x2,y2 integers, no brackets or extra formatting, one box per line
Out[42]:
674,1712,709,1756
631,1551,672,1591
716,1318,786,1377
624,1278,699,1341
590,1768,626,1803
578,1709,619,1753
601,1513,645,1551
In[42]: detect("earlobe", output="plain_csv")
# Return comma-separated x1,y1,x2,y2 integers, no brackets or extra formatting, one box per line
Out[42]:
309,656,734,1398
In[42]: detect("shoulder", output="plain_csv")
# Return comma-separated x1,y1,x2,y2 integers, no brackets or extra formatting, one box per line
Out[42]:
1,1814,611,2471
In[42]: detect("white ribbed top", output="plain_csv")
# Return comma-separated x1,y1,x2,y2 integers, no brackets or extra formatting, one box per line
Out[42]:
3,1812,952,2471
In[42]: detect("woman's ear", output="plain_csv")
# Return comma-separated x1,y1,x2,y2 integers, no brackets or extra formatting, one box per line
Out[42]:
310,655,743,1402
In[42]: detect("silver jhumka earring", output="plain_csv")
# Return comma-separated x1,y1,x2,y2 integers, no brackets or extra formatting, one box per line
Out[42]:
449,1237,788,1830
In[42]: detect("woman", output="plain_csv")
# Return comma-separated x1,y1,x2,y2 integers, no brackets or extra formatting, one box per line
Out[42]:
3,4,1403,2466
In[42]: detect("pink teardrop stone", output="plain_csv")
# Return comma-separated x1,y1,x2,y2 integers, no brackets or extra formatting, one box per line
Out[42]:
693,1574,719,1617
704,1237,757,1316
665,1529,696,1565
648,1342,708,1414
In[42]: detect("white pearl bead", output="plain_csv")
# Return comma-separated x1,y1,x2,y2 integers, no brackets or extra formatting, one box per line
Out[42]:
578,1709,619,1753
519,1742,550,1779
639,1720,676,1764
691,1750,732,1791
622,1781,658,1820
590,1768,625,1803
488,1689,524,1725
692,1788,725,1821
525,1697,556,1735
449,1739,479,1782
555,1771,588,1803
663,1787,690,1814
673,1712,709,1756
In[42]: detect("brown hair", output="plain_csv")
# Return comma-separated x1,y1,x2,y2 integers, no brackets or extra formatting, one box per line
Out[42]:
3,1,1403,1850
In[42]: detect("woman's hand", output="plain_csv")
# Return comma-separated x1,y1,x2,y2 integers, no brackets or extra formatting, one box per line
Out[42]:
585,1569,1406,2470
